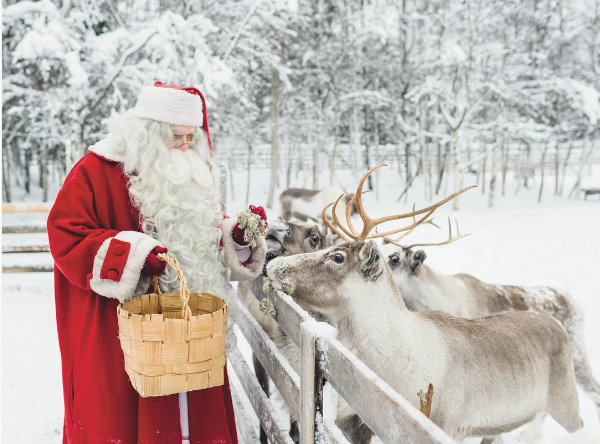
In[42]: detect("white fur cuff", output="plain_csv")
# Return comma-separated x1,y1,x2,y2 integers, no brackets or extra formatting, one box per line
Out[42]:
90,231,161,302
221,218,267,282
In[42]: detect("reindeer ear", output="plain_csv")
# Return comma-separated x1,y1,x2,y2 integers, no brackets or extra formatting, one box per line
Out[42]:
360,241,384,281
410,250,426,272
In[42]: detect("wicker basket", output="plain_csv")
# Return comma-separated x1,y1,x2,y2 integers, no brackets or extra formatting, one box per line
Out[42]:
117,253,227,397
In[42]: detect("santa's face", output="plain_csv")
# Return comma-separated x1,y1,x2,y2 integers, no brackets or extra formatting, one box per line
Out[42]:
167,124,195,151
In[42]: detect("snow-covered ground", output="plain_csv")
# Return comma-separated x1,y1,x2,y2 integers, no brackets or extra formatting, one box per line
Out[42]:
2,166,600,443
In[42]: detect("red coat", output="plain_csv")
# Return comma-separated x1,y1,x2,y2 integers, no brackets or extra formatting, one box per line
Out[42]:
48,152,239,444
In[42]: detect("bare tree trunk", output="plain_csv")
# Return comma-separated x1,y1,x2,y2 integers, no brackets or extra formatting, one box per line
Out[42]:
515,141,527,195
569,136,592,199
405,143,412,188
481,141,487,195
42,146,49,202
489,138,500,208
24,148,31,194
228,156,235,202
374,102,381,201
2,143,11,202
419,100,428,200
286,142,293,190
559,141,573,195
350,108,359,177
363,108,373,191
452,140,461,211
538,142,550,203
427,145,434,200
501,141,509,196
312,129,319,190
330,134,338,187
245,142,252,205
435,142,449,195
266,68,279,209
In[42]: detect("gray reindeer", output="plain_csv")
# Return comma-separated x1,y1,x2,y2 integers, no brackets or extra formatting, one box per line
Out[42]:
378,221,600,422
266,165,583,443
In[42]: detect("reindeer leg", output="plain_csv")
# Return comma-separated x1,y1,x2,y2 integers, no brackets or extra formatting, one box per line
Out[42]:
517,412,547,443
253,353,270,444
289,419,299,444
547,343,584,433
336,414,374,444
565,320,600,419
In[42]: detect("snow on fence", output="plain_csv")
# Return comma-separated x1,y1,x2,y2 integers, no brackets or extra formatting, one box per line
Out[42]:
232,287,456,444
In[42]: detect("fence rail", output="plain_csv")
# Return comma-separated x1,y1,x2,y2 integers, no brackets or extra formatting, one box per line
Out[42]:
232,288,456,444
2,203,53,213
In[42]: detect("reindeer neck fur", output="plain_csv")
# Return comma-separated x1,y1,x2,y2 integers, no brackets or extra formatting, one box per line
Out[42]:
333,265,447,399
400,264,482,318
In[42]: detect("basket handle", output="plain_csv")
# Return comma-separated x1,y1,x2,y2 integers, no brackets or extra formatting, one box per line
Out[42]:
152,253,192,320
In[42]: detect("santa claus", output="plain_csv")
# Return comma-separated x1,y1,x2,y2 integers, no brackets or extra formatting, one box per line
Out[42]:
47,81,267,444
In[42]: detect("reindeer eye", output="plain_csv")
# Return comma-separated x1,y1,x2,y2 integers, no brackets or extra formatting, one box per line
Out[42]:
390,255,400,265
332,253,345,264
310,235,320,244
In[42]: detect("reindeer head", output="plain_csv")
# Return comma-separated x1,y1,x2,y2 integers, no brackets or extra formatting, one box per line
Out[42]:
381,217,470,293
267,164,473,318
380,244,427,276
267,239,390,317
262,219,340,275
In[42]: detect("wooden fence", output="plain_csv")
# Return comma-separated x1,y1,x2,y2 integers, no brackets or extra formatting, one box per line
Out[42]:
232,287,456,444
2,203,52,272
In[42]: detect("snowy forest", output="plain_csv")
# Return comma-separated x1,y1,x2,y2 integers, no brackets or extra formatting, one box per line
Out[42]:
3,0,600,206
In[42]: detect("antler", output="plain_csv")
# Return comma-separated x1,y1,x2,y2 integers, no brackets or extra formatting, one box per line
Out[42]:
379,204,440,244
394,217,471,250
322,164,475,244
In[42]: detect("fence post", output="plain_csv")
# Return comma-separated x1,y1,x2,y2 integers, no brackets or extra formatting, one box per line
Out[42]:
300,320,337,444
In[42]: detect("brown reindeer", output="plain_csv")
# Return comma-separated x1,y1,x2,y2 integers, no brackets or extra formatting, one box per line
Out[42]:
239,219,340,443
379,221,600,422
279,187,356,226
267,165,583,443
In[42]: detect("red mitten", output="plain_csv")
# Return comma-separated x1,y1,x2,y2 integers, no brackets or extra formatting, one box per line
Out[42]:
142,246,168,276
232,224,248,245
233,205,268,245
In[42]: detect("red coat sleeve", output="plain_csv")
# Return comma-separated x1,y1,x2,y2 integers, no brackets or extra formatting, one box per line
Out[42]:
48,155,162,301
47,163,119,290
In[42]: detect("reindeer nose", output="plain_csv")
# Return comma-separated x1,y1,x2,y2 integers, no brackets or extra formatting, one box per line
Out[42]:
268,219,290,236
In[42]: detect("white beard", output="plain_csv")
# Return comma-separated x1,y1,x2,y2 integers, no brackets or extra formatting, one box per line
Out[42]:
122,126,233,302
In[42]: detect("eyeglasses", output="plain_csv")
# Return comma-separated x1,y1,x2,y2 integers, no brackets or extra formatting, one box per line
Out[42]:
171,133,196,147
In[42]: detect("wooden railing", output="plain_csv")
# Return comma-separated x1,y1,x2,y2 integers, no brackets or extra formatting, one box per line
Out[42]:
232,288,456,444
2,203,52,272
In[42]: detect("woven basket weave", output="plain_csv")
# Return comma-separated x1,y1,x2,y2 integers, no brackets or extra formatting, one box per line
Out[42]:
117,253,227,397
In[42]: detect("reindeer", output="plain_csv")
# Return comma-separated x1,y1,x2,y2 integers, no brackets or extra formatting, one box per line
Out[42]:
267,165,583,443
279,187,356,226
239,219,340,443
379,222,600,420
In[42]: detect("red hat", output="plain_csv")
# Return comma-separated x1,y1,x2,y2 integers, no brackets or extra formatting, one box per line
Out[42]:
132,81,213,154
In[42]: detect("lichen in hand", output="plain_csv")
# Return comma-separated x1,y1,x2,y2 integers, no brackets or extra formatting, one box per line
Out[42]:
259,298,276,317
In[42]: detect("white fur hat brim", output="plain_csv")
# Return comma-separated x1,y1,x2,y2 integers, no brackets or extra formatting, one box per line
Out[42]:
131,85,204,127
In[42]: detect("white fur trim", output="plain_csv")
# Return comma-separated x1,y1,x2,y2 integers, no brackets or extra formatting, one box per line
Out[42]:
89,138,126,163
233,241,252,262
90,231,161,302
221,218,267,281
131,85,204,127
